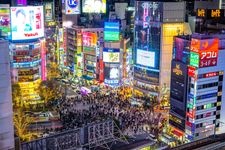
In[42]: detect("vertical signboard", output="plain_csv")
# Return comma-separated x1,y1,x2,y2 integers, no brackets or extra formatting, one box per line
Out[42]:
44,2,54,21
65,0,80,14
0,4,10,37
40,40,47,81
199,38,219,68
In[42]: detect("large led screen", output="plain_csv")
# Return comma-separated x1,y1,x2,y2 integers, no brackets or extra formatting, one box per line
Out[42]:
11,6,44,41
82,0,106,13
103,48,120,63
135,1,162,26
65,0,80,14
136,49,155,68
104,63,120,85
0,5,10,36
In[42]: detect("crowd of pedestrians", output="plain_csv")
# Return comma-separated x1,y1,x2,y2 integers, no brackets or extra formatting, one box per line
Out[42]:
58,86,165,137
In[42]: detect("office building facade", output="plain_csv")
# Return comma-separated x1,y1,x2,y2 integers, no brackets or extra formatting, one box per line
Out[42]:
0,40,14,149
170,34,225,142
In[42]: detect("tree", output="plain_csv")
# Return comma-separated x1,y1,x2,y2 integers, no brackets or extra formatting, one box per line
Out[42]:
47,62,61,80
38,79,62,109
12,83,22,109
13,109,34,142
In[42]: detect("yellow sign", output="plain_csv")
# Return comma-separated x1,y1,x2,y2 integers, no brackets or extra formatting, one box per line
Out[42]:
173,64,183,76
211,9,221,17
197,9,206,17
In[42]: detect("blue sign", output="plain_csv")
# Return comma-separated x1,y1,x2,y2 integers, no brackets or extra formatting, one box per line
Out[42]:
67,0,78,8
104,22,120,32
103,48,120,53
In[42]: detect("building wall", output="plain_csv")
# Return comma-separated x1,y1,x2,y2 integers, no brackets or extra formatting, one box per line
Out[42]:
197,49,225,134
160,23,186,93
0,40,14,149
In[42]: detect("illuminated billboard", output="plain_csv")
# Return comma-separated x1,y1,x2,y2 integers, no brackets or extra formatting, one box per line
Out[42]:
190,38,219,68
65,0,80,14
103,48,120,63
136,49,155,68
82,0,106,13
104,63,120,85
189,52,199,68
44,2,54,21
135,1,162,24
82,32,97,47
11,6,44,41
199,38,219,68
104,22,120,41
17,0,27,6
0,5,10,36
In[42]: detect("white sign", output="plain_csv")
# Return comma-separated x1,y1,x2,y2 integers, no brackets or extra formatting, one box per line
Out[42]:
11,6,44,40
136,49,155,68
65,0,80,14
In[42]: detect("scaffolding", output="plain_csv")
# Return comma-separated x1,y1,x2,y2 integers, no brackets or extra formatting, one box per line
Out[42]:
86,120,129,150
20,119,128,150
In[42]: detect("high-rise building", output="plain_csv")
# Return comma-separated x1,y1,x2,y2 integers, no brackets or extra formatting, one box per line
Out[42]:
0,40,14,150
133,1,191,103
170,33,225,142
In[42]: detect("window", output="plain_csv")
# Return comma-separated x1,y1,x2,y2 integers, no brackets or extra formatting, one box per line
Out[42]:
195,133,199,137
216,115,220,119
197,82,218,89
219,75,223,81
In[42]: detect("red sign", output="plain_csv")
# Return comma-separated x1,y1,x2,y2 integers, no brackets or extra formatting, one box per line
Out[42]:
199,38,219,68
99,59,104,82
82,32,97,47
190,39,200,53
188,66,196,78
203,72,218,78
186,121,192,127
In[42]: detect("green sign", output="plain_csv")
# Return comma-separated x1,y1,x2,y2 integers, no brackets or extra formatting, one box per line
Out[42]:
83,47,95,53
104,31,119,41
190,52,199,67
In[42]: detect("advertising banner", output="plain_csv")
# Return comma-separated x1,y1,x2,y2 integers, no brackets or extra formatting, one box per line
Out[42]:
133,66,159,84
82,0,106,13
136,49,155,68
104,22,120,41
44,2,54,21
65,0,80,14
190,52,199,68
135,1,162,25
82,32,97,47
0,4,10,36
190,38,219,68
103,48,120,63
104,63,120,85
199,38,219,68
11,6,44,41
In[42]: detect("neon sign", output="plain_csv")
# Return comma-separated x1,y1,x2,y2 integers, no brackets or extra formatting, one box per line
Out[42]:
190,52,199,67
173,64,183,76
188,66,196,78
203,72,218,78
197,9,206,17
211,9,221,18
